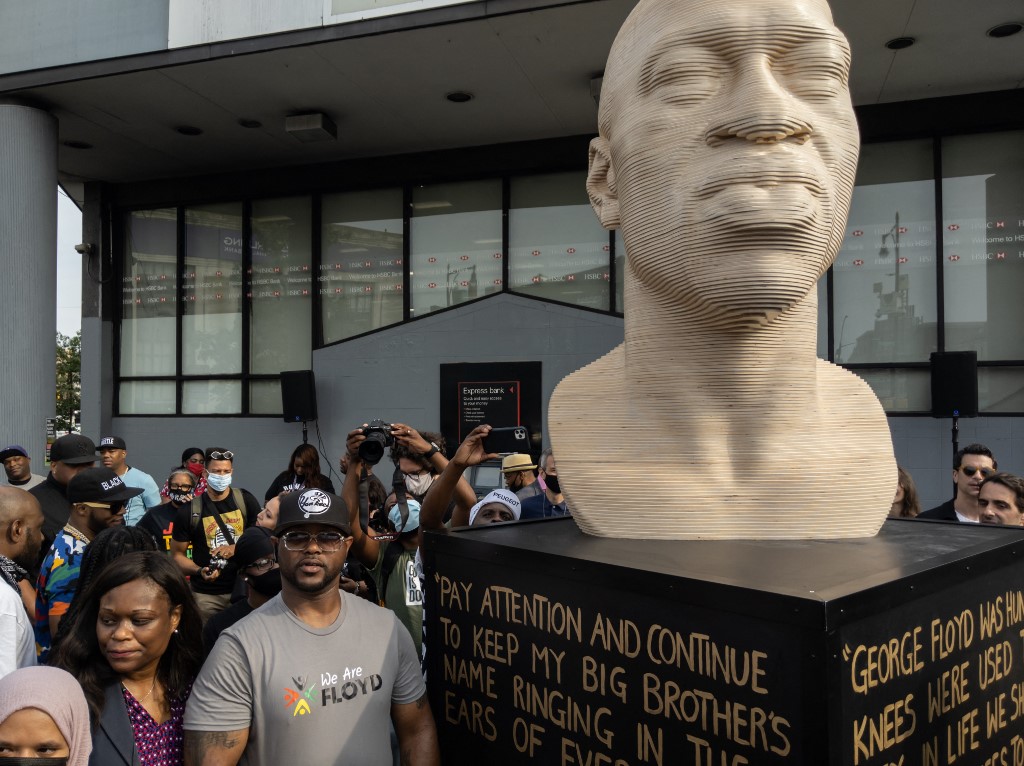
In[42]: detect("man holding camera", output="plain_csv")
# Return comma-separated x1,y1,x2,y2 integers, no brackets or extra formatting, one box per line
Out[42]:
171,447,260,624
343,422,476,655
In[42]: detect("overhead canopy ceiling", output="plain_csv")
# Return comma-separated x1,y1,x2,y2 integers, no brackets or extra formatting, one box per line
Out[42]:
3,0,1022,194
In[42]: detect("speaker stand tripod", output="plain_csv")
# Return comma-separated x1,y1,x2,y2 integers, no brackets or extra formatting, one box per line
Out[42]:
302,420,309,445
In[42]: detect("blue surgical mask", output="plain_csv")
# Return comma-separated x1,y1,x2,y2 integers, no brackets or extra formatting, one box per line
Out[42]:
206,472,233,492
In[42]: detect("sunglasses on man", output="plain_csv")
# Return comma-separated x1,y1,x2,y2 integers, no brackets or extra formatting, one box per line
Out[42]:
960,466,994,478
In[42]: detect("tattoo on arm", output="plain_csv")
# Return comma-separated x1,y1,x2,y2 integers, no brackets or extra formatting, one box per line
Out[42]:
184,730,243,766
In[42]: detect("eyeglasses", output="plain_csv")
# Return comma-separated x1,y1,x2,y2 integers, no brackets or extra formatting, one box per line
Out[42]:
245,557,277,573
403,469,429,478
81,501,126,513
280,531,349,551
168,484,195,493
208,450,234,461
961,466,995,478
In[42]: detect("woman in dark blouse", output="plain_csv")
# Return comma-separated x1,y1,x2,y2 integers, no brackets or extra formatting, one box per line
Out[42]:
263,443,335,501
50,552,202,766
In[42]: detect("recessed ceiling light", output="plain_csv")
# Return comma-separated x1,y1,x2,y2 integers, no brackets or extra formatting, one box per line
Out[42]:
446,91,473,103
885,37,916,50
62,140,92,150
238,118,262,129
175,125,203,136
987,22,1023,38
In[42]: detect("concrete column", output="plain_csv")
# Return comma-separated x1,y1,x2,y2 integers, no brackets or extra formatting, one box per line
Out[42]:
0,104,58,471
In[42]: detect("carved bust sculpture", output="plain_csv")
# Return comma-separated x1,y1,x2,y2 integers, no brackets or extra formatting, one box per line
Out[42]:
549,0,897,539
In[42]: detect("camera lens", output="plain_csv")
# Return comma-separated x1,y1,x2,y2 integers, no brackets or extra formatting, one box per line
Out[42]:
358,436,386,465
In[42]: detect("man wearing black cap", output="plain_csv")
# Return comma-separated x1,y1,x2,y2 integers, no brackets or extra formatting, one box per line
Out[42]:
201,526,281,657
184,488,439,766
96,435,161,526
1,445,45,491
34,466,142,662
29,434,97,555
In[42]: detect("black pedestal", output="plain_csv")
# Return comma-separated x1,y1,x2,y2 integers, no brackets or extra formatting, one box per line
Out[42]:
422,518,1024,766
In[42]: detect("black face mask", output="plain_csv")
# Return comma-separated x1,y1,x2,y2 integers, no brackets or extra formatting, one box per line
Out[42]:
0,758,69,765
246,569,282,598
545,475,561,495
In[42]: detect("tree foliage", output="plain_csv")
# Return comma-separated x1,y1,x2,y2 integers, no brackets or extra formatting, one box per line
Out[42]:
56,331,81,433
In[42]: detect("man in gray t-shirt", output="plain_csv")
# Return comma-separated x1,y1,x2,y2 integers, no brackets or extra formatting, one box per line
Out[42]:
184,488,439,766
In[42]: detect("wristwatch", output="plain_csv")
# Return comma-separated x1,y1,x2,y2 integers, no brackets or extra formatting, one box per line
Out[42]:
422,442,440,459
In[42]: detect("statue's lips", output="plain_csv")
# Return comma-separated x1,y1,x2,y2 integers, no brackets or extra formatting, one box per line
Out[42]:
695,172,825,199
695,153,828,200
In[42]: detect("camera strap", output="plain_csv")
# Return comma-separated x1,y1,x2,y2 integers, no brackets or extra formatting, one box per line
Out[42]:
358,465,371,532
191,490,241,546
391,462,411,535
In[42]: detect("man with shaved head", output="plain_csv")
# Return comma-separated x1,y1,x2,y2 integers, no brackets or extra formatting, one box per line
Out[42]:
549,0,896,539
0,487,45,675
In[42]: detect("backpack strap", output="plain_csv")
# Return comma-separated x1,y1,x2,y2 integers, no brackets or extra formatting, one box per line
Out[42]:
189,496,203,534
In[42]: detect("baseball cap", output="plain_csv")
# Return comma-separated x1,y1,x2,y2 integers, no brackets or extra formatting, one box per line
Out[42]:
388,498,422,534
273,488,352,536
469,489,522,525
501,454,537,473
234,527,275,569
0,445,29,462
97,436,127,451
67,467,145,504
50,435,98,466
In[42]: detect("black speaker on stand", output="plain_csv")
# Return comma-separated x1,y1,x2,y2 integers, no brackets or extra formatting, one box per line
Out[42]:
281,370,318,444
930,351,978,487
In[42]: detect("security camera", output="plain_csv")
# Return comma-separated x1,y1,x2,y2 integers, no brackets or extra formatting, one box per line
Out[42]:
75,243,94,256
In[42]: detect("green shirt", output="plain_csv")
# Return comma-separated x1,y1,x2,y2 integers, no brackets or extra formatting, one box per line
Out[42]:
370,544,422,656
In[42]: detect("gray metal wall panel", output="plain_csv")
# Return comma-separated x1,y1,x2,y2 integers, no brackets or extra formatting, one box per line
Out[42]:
0,105,58,470
0,0,170,75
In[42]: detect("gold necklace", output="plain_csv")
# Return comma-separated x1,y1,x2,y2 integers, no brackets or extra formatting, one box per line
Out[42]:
122,678,157,704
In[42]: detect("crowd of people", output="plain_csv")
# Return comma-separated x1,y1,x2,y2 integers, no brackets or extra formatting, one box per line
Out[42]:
0,421,572,765
0,428,1019,764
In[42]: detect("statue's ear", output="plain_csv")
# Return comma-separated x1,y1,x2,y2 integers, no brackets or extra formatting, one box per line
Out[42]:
587,136,619,230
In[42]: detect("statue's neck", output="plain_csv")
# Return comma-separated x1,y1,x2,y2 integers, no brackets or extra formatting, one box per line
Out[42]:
622,273,822,405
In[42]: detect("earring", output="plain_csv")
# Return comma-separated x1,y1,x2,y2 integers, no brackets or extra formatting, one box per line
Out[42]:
173,628,179,634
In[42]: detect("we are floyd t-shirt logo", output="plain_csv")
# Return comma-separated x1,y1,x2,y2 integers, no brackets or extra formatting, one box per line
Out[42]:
298,490,331,518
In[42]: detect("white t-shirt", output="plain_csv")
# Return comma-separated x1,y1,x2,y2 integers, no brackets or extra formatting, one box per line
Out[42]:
185,592,425,765
0,581,36,678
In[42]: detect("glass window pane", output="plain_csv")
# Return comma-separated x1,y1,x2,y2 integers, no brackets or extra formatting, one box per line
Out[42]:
250,380,282,415
321,189,404,343
833,140,938,364
509,172,610,311
817,275,827,360
182,380,241,414
614,229,625,314
183,203,243,375
855,369,931,413
979,368,1024,413
251,197,311,373
410,180,502,318
942,131,1024,361
121,209,177,376
118,381,175,415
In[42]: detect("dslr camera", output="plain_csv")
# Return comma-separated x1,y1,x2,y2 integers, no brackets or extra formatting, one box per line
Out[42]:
208,555,229,571
359,419,394,465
